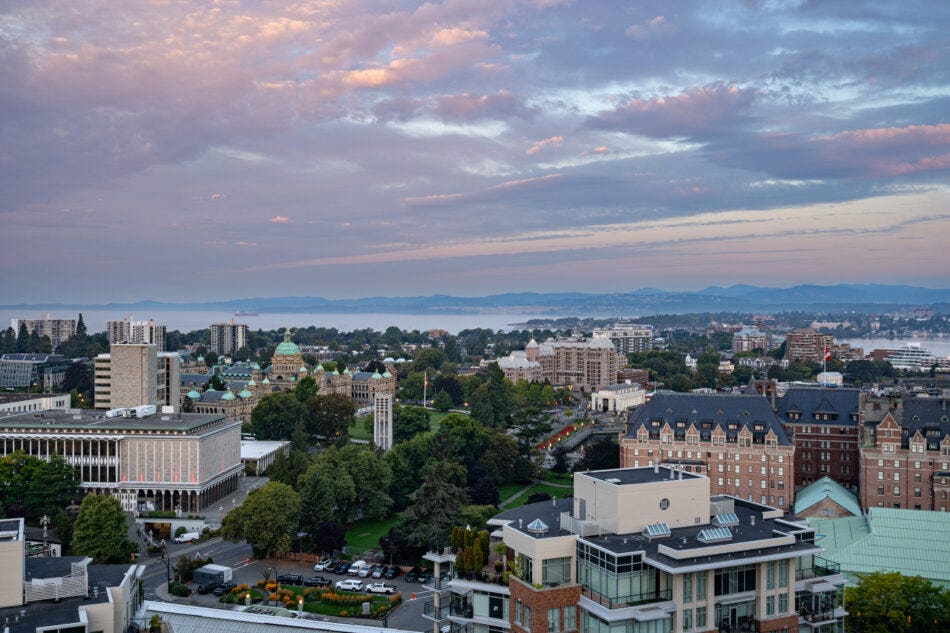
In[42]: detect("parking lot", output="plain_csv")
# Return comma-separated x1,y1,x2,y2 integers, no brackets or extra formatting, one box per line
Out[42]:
177,558,441,631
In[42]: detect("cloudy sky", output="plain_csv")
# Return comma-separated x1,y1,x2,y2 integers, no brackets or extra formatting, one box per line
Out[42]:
2,0,949,303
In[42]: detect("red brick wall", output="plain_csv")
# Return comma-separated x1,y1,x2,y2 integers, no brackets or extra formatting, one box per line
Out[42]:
508,577,581,633
755,612,799,633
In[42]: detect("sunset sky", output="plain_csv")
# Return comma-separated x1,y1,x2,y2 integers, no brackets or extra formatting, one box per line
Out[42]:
2,1,949,302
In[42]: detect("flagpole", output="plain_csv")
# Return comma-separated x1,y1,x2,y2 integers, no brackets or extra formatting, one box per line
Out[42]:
423,370,428,409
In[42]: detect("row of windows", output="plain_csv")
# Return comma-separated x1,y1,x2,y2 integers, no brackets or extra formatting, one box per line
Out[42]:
631,448,785,463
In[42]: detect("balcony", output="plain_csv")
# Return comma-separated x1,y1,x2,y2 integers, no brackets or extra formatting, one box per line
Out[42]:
796,557,840,581
450,591,474,620
423,601,449,620
581,587,672,610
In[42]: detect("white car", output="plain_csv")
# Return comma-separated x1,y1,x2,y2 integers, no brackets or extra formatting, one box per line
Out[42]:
335,579,364,592
364,583,396,595
347,560,368,576
313,560,332,572
357,565,376,578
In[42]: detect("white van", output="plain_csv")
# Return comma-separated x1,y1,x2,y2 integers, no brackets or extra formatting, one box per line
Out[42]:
174,531,200,544
347,560,368,575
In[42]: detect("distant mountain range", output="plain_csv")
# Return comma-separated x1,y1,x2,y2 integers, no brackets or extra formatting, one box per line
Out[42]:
4,284,949,316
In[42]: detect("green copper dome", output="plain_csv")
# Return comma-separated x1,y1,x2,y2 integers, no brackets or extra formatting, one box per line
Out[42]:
274,330,301,356
221,389,236,401
262,377,270,384
187,388,201,400
382,371,392,378
343,368,350,375
239,388,252,399
247,378,257,387
315,364,324,371
299,366,308,373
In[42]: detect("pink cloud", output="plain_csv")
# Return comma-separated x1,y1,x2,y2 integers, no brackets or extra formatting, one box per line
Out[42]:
526,135,564,155
626,15,673,41
433,90,534,122
581,146,610,156
590,83,757,139
270,215,290,223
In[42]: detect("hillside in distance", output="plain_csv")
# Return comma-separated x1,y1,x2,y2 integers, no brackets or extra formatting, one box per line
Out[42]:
4,284,949,316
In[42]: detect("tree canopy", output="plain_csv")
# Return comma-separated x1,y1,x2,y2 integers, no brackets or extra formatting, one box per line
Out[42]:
845,571,950,633
71,494,137,564
250,392,305,440
221,481,300,558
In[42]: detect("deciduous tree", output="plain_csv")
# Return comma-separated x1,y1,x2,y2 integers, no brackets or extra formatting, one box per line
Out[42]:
72,494,136,564
221,481,300,558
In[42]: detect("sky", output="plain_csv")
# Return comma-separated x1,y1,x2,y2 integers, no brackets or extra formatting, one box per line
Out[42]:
2,0,949,303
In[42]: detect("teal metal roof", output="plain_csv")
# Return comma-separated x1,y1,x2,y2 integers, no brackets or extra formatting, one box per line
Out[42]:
810,508,950,587
794,476,862,517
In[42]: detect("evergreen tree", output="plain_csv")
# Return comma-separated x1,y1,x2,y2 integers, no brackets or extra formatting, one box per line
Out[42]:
75,313,87,338
16,323,29,353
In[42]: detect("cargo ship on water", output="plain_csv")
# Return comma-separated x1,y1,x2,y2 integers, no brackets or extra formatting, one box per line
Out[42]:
233,310,259,317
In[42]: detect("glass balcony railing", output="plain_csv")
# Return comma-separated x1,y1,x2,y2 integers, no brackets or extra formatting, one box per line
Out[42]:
796,557,841,580
581,587,672,609
423,601,449,620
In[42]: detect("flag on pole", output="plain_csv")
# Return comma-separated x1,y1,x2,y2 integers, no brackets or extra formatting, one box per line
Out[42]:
823,347,831,362
424,371,429,389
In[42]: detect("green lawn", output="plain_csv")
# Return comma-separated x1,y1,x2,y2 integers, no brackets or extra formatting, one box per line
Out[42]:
498,483,528,504
344,515,402,554
503,484,573,509
350,409,460,441
541,471,573,485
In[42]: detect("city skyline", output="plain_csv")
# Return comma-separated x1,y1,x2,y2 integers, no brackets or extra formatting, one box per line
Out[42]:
2,1,949,302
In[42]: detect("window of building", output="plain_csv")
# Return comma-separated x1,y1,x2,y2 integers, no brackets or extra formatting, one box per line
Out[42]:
548,608,560,632
779,593,788,614
714,565,756,595
564,607,576,631
515,600,522,625
696,571,706,599
778,560,788,587
542,557,571,585
914,488,922,498
519,554,534,583
766,595,775,616
696,606,707,629
683,573,692,603
894,486,900,496
683,608,692,630
524,605,532,630
766,562,775,589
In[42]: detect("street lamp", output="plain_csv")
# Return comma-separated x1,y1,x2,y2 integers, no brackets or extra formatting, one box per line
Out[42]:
160,541,171,588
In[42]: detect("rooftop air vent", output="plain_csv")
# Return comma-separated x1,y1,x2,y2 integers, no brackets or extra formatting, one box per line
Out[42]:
697,527,733,544
527,519,549,534
605,478,622,484
713,513,740,527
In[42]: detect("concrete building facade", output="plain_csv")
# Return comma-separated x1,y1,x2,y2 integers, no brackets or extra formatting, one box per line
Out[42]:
589,382,646,413
209,319,248,356
107,316,167,351
10,315,76,350
0,409,243,512
94,344,180,410
622,394,795,511
524,338,625,392
592,324,654,355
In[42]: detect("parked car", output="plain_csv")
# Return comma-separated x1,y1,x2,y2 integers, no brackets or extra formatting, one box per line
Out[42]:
335,579,364,592
174,531,201,544
384,565,401,580
196,582,218,594
305,576,331,587
371,565,386,579
334,561,351,575
213,582,236,597
313,559,333,572
357,565,376,578
347,560,368,576
364,583,396,595
405,567,421,583
417,570,434,585
276,574,303,585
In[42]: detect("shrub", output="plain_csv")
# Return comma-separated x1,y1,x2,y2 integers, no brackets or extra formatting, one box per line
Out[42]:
174,526,187,538
169,581,191,597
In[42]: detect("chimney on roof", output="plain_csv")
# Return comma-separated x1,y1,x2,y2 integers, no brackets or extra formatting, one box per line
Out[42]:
750,516,756,526
669,468,674,480
654,463,659,474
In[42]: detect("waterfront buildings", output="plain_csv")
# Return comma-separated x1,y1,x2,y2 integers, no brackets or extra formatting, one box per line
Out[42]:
731,326,771,354
621,393,795,510
209,319,248,356
106,316,167,351
592,324,654,354
433,466,845,633
94,344,180,410
783,330,834,364
0,408,242,512
10,315,76,350
773,388,862,492
516,337,625,392
0,353,70,390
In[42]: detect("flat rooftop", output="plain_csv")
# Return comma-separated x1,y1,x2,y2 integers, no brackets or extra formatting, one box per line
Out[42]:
493,497,574,540
582,466,703,486
0,564,131,633
0,409,233,433
241,440,290,459
0,393,68,405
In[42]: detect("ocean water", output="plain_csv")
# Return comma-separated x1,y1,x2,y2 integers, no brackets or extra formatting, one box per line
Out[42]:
1,309,544,335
